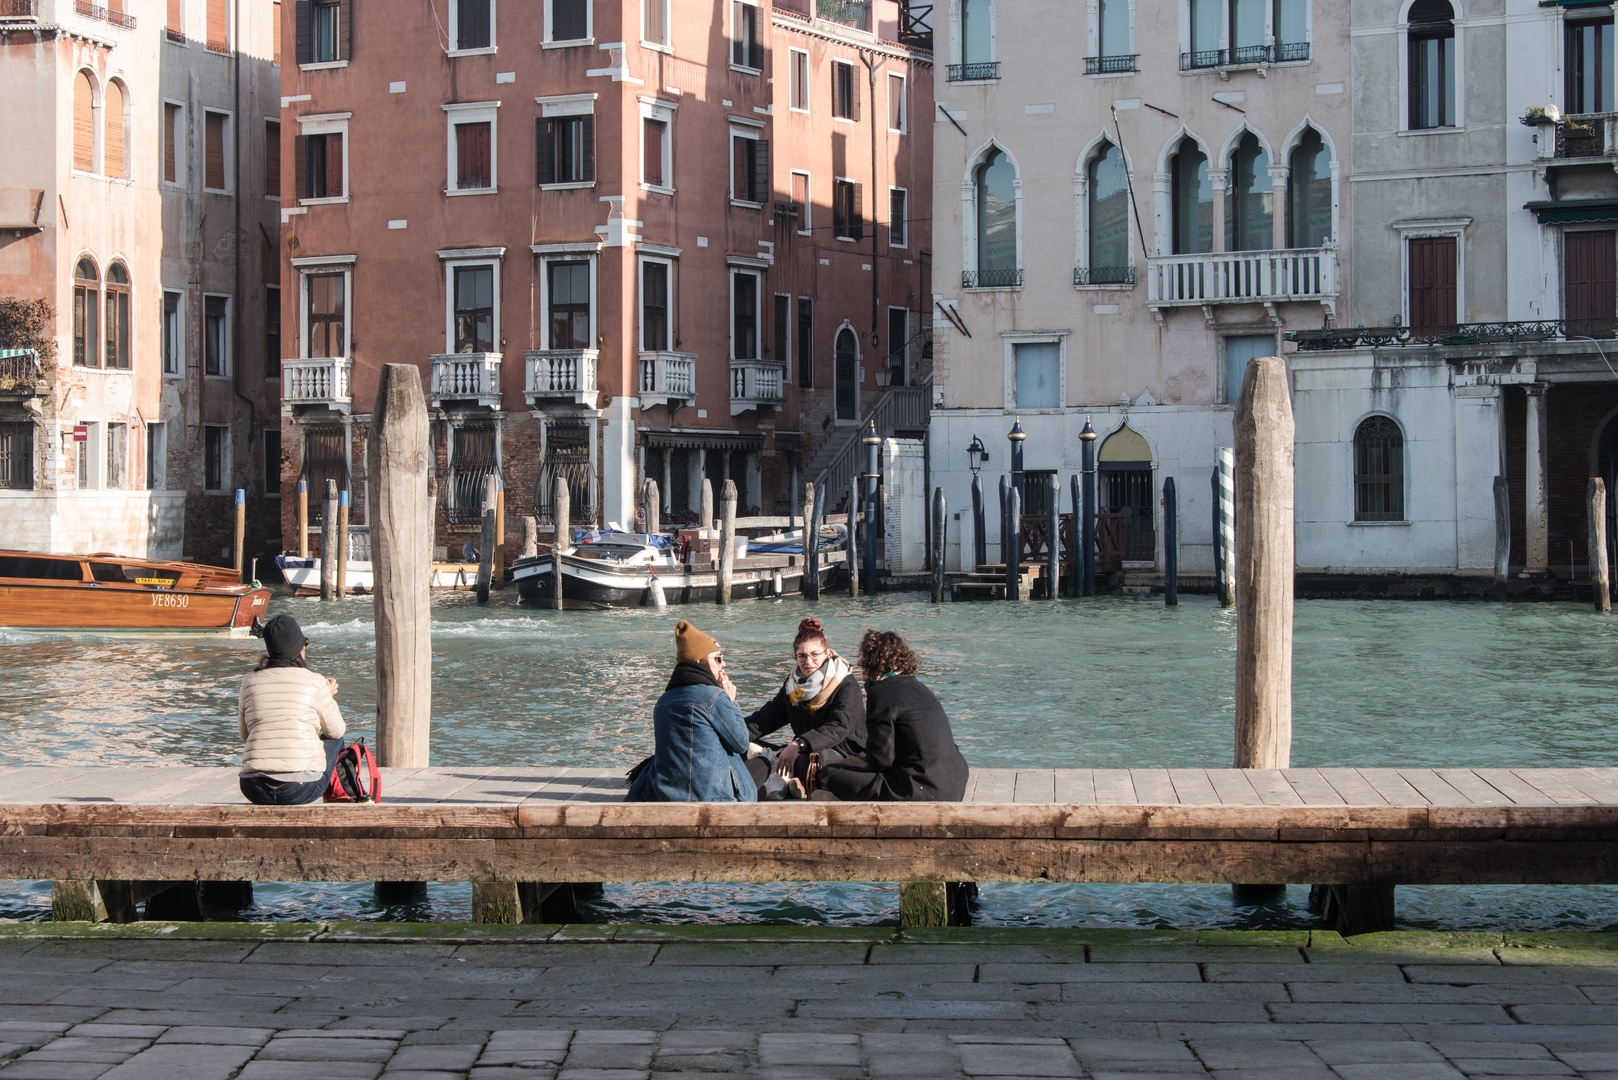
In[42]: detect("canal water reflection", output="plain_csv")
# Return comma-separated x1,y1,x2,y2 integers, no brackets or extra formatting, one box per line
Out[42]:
3,591,1615,929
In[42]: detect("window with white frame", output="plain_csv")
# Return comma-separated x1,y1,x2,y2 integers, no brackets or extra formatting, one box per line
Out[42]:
145,422,165,490
450,0,493,52
162,101,184,185
537,94,597,187
294,258,353,359
162,290,182,375
295,112,349,202
546,0,589,43
445,260,499,353
639,97,675,190
640,257,672,351
789,48,809,112
545,258,594,349
204,294,230,376
1286,127,1332,248
958,0,992,67
76,421,99,490
832,60,858,119
1011,339,1061,410
967,145,1018,288
203,108,232,191
105,422,127,490
731,0,761,69
791,171,810,233
889,187,907,248
1183,0,1311,69
445,102,499,193
730,122,768,204
1407,0,1456,129
1085,140,1131,282
834,177,862,240
731,269,761,359
642,0,668,47
887,72,906,132
1088,0,1134,72
204,424,229,492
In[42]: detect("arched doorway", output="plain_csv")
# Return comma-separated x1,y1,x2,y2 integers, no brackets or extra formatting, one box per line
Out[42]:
1098,424,1155,564
835,327,858,421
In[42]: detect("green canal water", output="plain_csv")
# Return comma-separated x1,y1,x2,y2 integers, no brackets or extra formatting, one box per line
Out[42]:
2,591,1616,930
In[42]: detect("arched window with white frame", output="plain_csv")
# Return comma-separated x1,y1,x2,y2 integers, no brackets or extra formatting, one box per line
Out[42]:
964,143,1020,288
1286,126,1332,249
1225,130,1272,252
1077,139,1132,285
1407,0,1456,130
1170,135,1212,254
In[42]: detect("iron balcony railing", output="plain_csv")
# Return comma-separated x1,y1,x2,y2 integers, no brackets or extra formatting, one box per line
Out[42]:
281,357,353,410
1527,113,1618,160
1146,247,1337,308
962,268,1022,289
816,0,868,30
1084,54,1139,74
1180,42,1309,70
1287,319,1618,352
814,376,933,511
0,350,42,390
429,353,502,407
165,25,184,40
0,0,38,17
1075,266,1136,287
898,0,931,45
947,62,1000,82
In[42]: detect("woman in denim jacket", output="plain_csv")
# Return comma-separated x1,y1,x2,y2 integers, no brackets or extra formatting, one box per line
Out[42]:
627,619,756,802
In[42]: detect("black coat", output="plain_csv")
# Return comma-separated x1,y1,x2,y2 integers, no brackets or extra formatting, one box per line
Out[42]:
744,672,867,757
863,675,969,801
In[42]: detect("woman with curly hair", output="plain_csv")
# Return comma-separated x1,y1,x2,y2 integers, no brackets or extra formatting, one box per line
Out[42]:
743,617,866,789
817,630,969,802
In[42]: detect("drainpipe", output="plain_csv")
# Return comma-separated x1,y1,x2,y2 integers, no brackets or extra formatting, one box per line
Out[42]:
231,0,256,505
863,49,887,371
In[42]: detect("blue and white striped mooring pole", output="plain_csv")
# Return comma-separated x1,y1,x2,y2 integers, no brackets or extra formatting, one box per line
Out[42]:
1217,447,1236,608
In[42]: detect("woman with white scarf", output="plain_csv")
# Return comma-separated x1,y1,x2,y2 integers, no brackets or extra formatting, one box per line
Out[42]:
744,618,867,787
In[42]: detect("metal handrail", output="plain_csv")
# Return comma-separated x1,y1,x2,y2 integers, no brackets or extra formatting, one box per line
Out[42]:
1075,266,1135,286
0,0,39,17
1083,54,1138,74
1288,319,1618,351
947,62,999,82
963,268,1022,289
813,375,933,509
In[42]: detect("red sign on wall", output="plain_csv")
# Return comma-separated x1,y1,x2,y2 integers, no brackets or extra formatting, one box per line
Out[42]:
72,425,87,442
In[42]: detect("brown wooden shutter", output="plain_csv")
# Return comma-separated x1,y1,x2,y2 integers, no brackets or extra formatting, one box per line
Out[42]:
850,69,860,122
326,131,343,195
265,121,280,197
294,132,307,199
338,0,351,59
295,0,311,63
852,182,863,241
642,119,660,186
1408,236,1457,328
645,0,663,44
167,0,182,35
752,139,769,204
749,8,762,69
205,112,226,189
163,105,177,182
103,80,124,178
73,72,94,172
580,116,594,183
273,0,282,63
536,118,554,184
207,0,228,48
1565,230,1617,324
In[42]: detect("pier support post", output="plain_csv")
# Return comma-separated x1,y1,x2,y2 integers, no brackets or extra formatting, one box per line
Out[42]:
369,363,433,771
997,476,1008,574
1004,484,1021,601
320,480,338,600
931,487,946,602
233,489,245,581
1592,478,1611,613
494,487,506,587
717,479,737,605
1494,475,1511,594
553,477,570,612
476,487,496,605
522,516,538,559
899,881,974,927
472,881,522,924
700,478,713,531
1046,473,1059,599
971,474,986,570
803,482,820,599
336,489,350,597
644,478,661,536
1233,355,1293,771
50,880,104,922
1217,449,1236,608
848,477,860,598
297,479,309,559
1309,883,1396,936
863,421,881,594
1526,384,1549,573
1164,476,1178,607
1069,474,1081,596
1081,419,1098,596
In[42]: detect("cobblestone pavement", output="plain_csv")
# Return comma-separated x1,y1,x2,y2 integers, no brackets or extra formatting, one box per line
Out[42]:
1,923,1617,1079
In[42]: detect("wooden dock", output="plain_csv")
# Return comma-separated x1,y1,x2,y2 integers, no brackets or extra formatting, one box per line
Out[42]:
3,765,1615,932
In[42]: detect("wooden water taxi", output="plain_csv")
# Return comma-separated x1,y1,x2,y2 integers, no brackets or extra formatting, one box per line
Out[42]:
0,550,271,635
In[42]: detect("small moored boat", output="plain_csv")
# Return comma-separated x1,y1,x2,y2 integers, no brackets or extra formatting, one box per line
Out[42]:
0,550,271,635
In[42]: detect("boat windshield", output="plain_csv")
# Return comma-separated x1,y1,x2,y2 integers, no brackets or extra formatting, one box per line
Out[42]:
0,556,84,581
90,562,180,587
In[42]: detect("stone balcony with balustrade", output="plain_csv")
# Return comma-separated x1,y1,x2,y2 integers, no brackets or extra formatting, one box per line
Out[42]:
638,351,696,410
281,357,352,415
1144,245,1338,324
729,359,785,416
429,353,502,409
524,349,600,410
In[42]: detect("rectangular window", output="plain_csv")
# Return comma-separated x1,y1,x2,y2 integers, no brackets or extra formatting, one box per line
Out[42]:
77,423,95,490
166,0,182,39
797,297,813,388
265,120,280,197
273,0,282,62
1566,230,1617,326
204,295,230,376
548,260,591,349
1013,341,1060,409
206,0,228,50
162,291,182,374
536,115,594,185
887,306,908,383
889,187,907,248
888,72,905,132
453,265,495,352
0,422,34,491
306,272,345,356
163,103,181,183
263,429,281,495
1223,333,1275,404
297,130,344,198
265,286,281,379
454,0,492,50
1273,0,1306,49
1568,19,1614,115
731,270,759,359
455,121,492,190
73,277,98,367
145,422,164,489
833,179,862,240
105,423,127,490
790,49,809,111
731,0,761,68
774,293,790,375
643,0,666,45
641,260,669,351
300,0,344,63
642,118,666,186
832,61,857,120
1409,20,1455,129
1229,0,1264,56
790,171,810,232
104,277,130,370
731,132,768,203
204,109,229,190
204,425,227,491
1408,235,1458,328
551,0,588,41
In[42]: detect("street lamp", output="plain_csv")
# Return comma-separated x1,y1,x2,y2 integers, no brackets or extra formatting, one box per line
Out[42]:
1079,415,1098,597
862,418,881,595
966,434,987,477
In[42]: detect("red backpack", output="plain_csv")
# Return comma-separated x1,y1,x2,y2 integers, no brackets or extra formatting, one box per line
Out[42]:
324,739,382,803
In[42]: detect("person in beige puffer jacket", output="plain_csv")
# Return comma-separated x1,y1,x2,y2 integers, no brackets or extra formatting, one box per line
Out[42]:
239,613,347,805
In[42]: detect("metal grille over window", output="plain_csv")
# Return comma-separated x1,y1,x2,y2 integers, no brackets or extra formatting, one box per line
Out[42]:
1354,415,1405,522
536,422,594,527
300,426,349,524
447,422,502,526
0,422,35,491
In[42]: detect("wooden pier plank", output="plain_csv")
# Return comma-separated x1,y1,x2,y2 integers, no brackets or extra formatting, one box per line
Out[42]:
1129,769,1179,805
569,769,629,802
1167,769,1222,806
1317,769,1390,806
1511,769,1599,805
384,766,500,804
1280,769,1347,806
1052,769,1095,805
962,769,982,803
1554,768,1618,805
1473,768,1559,805
1396,769,1473,807
1435,769,1517,806
1013,770,1056,804
1246,769,1306,806
1358,768,1430,806
1091,770,1138,805
972,769,1016,804
1205,769,1264,805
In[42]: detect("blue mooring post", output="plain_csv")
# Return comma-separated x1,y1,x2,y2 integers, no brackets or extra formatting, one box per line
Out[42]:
1069,474,1081,597
233,488,246,583
971,474,986,570
1005,483,1021,601
997,475,1008,572
863,420,881,595
1164,476,1178,607
1080,417,1098,596
1008,417,1026,506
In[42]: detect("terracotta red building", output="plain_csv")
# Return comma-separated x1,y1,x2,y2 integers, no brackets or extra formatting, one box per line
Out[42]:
275,0,932,555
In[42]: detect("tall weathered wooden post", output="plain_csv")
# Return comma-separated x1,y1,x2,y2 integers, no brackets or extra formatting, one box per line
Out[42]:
1004,484,1021,601
493,485,506,587
521,516,538,559
1494,476,1511,593
233,489,246,581
476,476,497,604
803,481,820,599
296,479,309,558
552,476,569,612
368,362,432,769
699,477,714,531
863,420,881,595
1046,472,1059,599
1233,356,1293,771
931,487,946,603
971,474,986,570
1590,478,1611,613
1163,476,1179,607
644,478,661,536
717,478,737,605
1080,419,1098,596
320,480,337,600
336,489,350,597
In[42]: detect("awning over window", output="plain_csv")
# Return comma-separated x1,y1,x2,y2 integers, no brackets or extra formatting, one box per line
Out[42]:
1539,1,1612,7
640,430,764,452
1526,199,1618,224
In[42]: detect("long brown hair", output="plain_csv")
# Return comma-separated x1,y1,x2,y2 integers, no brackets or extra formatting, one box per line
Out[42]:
858,629,918,679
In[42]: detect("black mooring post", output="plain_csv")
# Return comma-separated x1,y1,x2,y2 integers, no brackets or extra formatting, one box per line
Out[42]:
1164,476,1178,607
1046,472,1059,599
931,487,946,603
863,421,881,595
1069,474,1081,597
1080,417,1098,596
998,475,1008,571
971,473,986,570
1005,485,1022,601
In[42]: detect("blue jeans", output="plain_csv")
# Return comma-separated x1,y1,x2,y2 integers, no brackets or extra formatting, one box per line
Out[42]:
239,737,345,805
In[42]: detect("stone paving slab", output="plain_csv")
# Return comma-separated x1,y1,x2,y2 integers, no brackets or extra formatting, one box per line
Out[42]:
2,927,1618,1077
